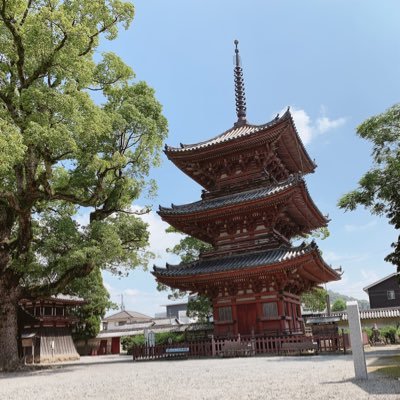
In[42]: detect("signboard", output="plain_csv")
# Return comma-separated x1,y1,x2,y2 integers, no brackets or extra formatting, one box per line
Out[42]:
22,338,33,347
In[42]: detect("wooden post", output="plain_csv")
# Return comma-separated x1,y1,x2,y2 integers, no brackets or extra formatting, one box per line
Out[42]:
211,335,216,357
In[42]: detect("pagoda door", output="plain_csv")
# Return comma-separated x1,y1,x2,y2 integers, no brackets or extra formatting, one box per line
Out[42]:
236,303,257,335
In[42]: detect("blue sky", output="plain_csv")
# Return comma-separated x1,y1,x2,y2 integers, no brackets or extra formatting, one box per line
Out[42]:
92,0,400,316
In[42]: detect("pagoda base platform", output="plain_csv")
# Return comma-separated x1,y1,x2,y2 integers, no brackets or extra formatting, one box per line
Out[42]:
212,290,304,337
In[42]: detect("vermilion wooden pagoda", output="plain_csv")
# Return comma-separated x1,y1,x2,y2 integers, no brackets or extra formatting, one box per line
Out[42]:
153,41,340,337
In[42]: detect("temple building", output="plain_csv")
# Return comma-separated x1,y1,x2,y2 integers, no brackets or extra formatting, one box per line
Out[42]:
153,41,341,337
18,296,84,363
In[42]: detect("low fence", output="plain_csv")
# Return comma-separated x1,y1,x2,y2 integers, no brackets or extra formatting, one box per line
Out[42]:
132,332,347,361
132,340,212,361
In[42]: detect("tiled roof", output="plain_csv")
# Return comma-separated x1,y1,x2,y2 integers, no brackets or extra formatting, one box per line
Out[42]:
363,272,399,292
346,307,400,320
103,310,152,322
158,175,300,216
153,242,317,278
165,112,288,153
305,307,400,321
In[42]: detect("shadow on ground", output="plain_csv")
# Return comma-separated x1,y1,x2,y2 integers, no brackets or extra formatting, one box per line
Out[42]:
322,373,400,395
0,356,133,380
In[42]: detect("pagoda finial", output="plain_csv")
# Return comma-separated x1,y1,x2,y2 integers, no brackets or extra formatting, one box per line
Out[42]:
233,40,247,126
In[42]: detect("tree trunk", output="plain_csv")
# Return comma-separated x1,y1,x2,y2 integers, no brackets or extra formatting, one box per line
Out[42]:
0,205,20,370
0,280,20,371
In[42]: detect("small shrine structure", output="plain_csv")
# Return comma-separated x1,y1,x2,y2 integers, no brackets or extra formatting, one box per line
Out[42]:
18,296,84,363
153,41,341,337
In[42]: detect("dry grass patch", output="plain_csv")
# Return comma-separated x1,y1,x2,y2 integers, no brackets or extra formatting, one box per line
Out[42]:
368,355,400,378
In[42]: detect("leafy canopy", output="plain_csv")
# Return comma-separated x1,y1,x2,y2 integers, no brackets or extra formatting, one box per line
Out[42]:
338,104,400,270
0,0,168,297
301,287,327,312
331,298,346,312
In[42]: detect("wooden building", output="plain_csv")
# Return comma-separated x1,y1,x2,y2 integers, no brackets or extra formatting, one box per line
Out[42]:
363,273,400,309
153,41,341,337
18,296,84,363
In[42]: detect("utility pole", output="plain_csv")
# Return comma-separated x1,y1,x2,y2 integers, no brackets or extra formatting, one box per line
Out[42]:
120,294,125,311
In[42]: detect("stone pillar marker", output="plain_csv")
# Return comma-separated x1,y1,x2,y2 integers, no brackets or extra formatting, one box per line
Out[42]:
347,301,368,380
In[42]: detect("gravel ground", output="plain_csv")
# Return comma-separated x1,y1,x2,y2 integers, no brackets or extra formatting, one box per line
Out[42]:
0,354,399,400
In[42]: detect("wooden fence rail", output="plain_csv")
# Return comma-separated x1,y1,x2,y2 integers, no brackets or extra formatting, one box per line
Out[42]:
132,333,347,361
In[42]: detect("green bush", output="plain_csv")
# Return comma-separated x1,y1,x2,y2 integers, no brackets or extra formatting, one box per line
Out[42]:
397,327,400,339
362,327,373,340
121,332,186,353
155,332,185,345
380,326,397,344
121,334,145,351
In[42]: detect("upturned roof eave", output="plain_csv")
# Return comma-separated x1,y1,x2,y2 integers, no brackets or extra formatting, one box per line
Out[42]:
152,242,340,282
157,178,328,229
164,110,316,173
164,112,288,156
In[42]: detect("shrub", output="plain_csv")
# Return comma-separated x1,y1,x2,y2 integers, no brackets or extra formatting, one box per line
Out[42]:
380,326,397,344
362,327,373,340
121,334,145,352
121,332,186,354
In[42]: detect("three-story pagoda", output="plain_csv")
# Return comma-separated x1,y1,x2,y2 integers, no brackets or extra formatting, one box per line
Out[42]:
153,41,340,337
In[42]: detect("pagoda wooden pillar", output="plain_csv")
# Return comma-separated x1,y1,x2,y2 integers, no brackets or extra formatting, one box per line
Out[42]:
231,298,238,336
255,295,263,335
277,295,286,334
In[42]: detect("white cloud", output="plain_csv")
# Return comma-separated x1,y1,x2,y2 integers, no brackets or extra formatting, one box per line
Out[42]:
124,288,141,297
316,116,346,134
280,106,346,144
344,220,377,233
323,250,369,265
138,210,182,264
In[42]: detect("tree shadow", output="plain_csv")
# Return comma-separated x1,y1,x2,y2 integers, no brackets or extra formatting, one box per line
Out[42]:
0,356,133,379
321,373,400,395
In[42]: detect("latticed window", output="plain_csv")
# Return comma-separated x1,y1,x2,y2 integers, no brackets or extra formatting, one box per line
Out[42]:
263,302,278,319
218,306,232,321
387,290,396,300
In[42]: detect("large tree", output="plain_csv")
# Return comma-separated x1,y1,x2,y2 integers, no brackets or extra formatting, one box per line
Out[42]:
338,104,400,271
0,0,167,370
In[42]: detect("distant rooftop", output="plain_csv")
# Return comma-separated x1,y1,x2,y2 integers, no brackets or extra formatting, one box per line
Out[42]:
103,310,152,322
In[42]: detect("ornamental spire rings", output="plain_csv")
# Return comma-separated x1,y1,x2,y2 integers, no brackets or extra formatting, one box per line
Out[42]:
234,40,247,126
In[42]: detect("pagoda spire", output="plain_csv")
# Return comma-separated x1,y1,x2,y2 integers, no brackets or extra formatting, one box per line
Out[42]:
234,40,247,127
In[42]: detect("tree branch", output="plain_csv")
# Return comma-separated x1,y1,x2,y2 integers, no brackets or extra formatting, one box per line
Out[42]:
20,0,33,26
0,1,26,86
23,31,68,88
78,17,119,57
27,261,95,297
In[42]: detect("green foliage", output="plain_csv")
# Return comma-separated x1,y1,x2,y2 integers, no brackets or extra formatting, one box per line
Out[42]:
301,287,327,311
380,326,397,344
328,290,370,310
70,269,117,341
165,226,212,263
0,1,169,368
187,296,212,323
331,298,347,312
338,104,400,270
158,227,212,303
0,0,168,297
121,332,186,352
363,327,373,340
121,334,145,351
